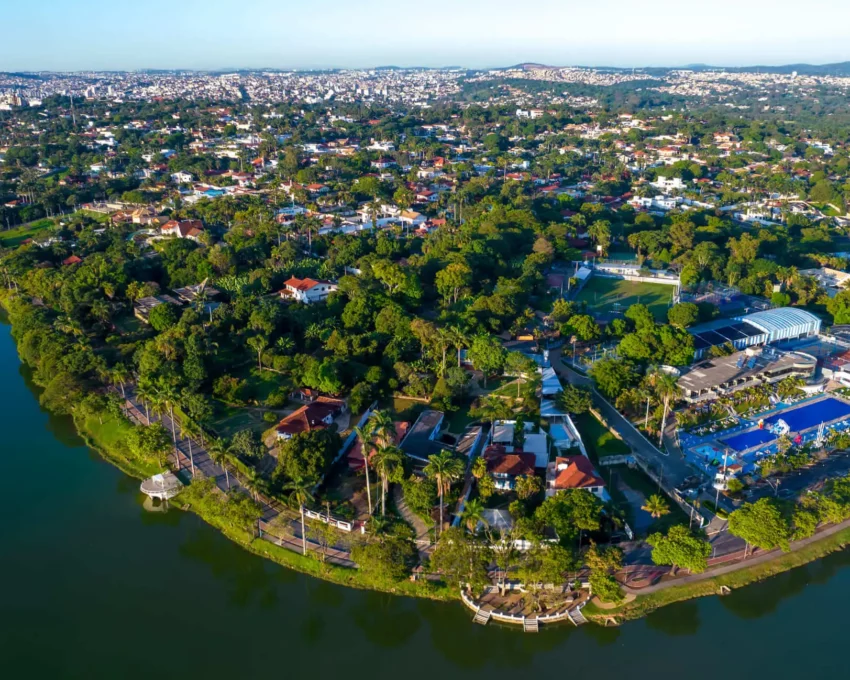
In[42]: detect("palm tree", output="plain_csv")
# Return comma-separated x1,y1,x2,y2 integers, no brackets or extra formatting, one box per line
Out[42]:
647,368,679,447
283,476,315,555
110,363,130,399
208,437,232,490
135,379,154,424
244,467,269,504
424,450,465,536
353,424,374,515
179,419,196,478
449,325,468,367
368,410,397,448
641,494,670,519
462,497,486,533
471,395,513,433
155,380,180,445
89,299,111,327
247,333,269,370
372,444,403,517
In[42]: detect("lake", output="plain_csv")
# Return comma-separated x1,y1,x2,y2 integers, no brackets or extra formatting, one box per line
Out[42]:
0,313,848,679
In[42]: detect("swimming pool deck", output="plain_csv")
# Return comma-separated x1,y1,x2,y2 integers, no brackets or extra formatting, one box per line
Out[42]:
679,394,850,476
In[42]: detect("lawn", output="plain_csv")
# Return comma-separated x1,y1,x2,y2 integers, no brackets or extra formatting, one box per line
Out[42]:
0,218,55,247
389,396,428,423
211,405,269,438
574,412,630,462
444,400,477,434
575,276,675,320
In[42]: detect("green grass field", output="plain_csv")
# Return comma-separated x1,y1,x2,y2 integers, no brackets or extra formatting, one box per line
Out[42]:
0,219,55,248
575,276,675,320
574,412,631,461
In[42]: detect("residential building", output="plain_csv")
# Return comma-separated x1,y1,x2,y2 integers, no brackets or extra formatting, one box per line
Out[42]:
280,277,338,304
275,398,345,440
483,444,536,491
545,455,609,500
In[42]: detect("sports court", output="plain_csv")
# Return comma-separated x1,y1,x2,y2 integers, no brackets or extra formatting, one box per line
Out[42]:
574,276,674,320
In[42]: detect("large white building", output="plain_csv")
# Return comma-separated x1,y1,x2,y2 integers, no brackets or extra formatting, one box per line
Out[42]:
738,307,821,344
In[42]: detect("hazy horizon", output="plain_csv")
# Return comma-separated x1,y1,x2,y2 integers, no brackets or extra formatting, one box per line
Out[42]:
4,0,850,72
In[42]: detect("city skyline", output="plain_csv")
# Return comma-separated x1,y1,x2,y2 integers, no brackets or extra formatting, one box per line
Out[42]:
4,0,850,72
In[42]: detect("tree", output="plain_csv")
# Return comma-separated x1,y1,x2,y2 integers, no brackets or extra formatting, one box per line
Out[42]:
127,423,172,468
351,535,416,581
109,363,131,399
353,424,374,516
588,220,611,255
247,334,269,370
515,474,542,500
519,541,577,587
589,358,636,400
647,525,711,574
278,430,339,484
535,489,603,548
462,497,486,533
372,444,403,517
728,498,792,554
646,368,679,446
641,494,670,518
283,475,315,556
467,334,507,387
424,450,465,535
567,314,601,342
431,527,491,591
230,429,264,459
148,302,180,332
470,394,513,429
667,302,699,329
557,384,592,414
435,262,472,305
208,437,233,490
589,572,624,604
504,351,538,398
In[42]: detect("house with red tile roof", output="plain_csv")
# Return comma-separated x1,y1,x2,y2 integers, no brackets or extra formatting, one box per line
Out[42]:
161,219,204,241
545,455,609,501
62,255,83,266
483,444,536,491
275,398,346,441
280,276,338,304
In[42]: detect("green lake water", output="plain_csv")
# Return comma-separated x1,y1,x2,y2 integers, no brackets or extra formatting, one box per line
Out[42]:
1,314,848,679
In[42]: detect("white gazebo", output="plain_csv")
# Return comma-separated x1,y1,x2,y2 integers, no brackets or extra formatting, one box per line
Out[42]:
140,472,183,501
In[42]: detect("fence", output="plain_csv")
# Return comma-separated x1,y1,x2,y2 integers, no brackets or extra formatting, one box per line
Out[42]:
257,518,356,568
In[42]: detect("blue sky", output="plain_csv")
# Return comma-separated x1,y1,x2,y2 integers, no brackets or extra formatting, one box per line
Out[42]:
3,0,850,71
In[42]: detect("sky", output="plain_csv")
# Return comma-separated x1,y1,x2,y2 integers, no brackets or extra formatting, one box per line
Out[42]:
3,0,850,72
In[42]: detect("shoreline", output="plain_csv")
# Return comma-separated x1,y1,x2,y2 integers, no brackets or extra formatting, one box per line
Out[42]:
2,301,848,626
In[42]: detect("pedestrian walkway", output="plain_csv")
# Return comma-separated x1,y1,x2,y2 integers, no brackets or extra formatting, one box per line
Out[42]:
394,486,432,555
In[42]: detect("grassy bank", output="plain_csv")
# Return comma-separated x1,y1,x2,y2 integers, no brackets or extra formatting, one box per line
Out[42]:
584,525,850,622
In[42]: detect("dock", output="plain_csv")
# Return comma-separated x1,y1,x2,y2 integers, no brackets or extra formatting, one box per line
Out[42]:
472,607,491,625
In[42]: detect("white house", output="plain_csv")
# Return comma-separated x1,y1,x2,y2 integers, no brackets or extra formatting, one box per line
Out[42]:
280,277,338,304
170,171,194,184
651,176,686,191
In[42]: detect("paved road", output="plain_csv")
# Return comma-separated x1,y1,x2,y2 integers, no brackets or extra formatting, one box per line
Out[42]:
549,347,693,489
621,512,850,595
747,450,850,502
549,348,749,558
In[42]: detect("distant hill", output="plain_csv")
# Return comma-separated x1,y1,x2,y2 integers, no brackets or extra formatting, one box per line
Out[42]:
681,61,850,76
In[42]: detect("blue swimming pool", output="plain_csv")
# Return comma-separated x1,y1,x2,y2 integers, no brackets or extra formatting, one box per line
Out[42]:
720,398,850,452
720,429,777,452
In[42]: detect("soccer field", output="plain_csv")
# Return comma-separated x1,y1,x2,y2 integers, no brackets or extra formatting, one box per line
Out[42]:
575,276,675,319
